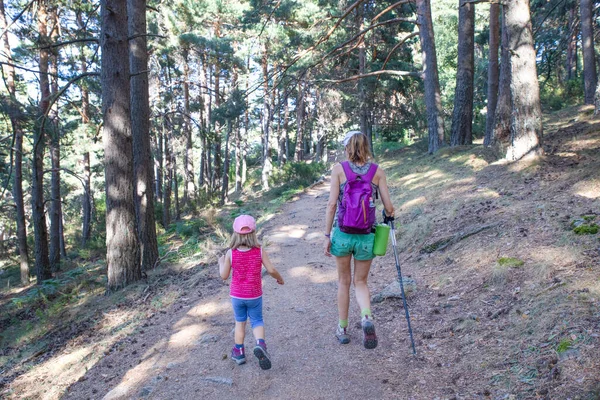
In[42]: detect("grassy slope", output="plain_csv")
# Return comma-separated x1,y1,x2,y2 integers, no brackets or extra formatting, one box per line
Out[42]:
1,106,599,398
370,105,600,398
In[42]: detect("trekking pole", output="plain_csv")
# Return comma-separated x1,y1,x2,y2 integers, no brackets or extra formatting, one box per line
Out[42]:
383,211,417,355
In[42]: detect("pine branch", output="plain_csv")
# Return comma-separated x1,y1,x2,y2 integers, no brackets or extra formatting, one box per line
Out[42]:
318,70,421,84
381,32,419,70
372,0,413,23
0,0,35,39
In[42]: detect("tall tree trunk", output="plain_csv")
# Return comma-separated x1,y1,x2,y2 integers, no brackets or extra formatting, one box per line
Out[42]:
129,0,158,271
163,123,172,228
221,119,231,204
234,119,242,192
155,130,163,201
295,78,305,161
182,48,195,205
81,152,92,245
0,0,29,284
504,0,543,160
492,5,511,145
77,10,93,248
48,5,62,271
450,0,475,146
261,42,271,191
33,0,52,283
174,155,180,220
358,4,368,137
279,89,290,167
101,0,141,290
416,0,445,153
565,5,578,81
580,0,597,104
594,80,600,115
484,3,500,147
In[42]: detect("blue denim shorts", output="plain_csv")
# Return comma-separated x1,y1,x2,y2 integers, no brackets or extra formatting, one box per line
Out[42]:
231,297,264,328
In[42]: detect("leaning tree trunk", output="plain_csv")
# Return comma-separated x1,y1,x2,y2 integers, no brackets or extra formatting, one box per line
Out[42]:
416,0,445,153
0,0,29,284
504,0,543,160
580,0,597,105
129,0,159,271
450,0,475,146
101,0,141,290
33,0,52,283
484,2,500,147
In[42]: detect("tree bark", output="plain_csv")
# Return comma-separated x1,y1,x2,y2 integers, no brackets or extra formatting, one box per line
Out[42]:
504,0,543,160
101,0,141,290
594,80,600,115
358,4,368,138
580,0,597,104
81,152,92,245
33,0,52,283
162,122,172,228
129,0,158,271
565,5,577,81
234,118,242,192
492,5,511,145
295,78,305,161
47,3,62,272
221,119,231,205
182,47,196,205
261,42,271,191
174,155,180,220
77,11,93,248
416,0,444,153
450,0,475,146
0,0,29,284
484,3,500,147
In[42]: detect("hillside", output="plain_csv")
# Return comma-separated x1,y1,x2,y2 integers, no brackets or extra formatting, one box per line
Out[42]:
2,105,599,399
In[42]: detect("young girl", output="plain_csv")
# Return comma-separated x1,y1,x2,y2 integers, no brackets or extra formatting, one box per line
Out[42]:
218,214,284,370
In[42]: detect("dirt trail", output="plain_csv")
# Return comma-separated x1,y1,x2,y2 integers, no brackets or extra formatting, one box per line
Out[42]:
66,182,437,400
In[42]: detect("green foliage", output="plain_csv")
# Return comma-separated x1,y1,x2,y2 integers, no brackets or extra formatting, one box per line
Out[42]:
497,257,525,268
167,219,207,239
269,162,325,190
556,339,572,354
573,224,599,235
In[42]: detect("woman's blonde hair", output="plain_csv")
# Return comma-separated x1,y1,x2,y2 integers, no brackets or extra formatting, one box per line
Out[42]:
229,231,260,249
345,133,372,164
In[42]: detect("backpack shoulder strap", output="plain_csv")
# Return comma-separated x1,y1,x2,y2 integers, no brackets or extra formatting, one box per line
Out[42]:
364,163,378,182
341,161,358,181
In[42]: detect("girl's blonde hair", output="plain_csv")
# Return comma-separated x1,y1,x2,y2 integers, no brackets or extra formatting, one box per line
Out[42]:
346,133,372,164
229,231,260,249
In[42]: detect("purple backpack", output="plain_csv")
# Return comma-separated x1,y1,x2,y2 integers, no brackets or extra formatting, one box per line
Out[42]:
338,161,378,234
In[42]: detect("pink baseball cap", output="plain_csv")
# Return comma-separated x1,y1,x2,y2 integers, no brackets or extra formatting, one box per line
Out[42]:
233,214,256,234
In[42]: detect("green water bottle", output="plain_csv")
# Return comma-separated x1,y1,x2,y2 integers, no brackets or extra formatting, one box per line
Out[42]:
373,223,390,256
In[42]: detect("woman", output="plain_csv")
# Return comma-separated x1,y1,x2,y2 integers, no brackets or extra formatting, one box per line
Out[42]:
324,130,395,349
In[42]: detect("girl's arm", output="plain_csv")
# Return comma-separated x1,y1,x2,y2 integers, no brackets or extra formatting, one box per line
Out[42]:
218,249,232,280
262,249,284,285
324,164,342,257
377,168,395,218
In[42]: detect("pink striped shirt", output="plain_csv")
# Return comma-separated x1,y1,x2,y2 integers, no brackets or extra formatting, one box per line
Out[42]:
230,247,263,299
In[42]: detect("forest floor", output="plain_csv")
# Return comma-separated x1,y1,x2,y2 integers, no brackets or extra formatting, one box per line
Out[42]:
2,105,600,399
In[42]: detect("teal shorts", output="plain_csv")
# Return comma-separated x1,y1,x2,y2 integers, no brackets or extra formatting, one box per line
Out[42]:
330,227,375,260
